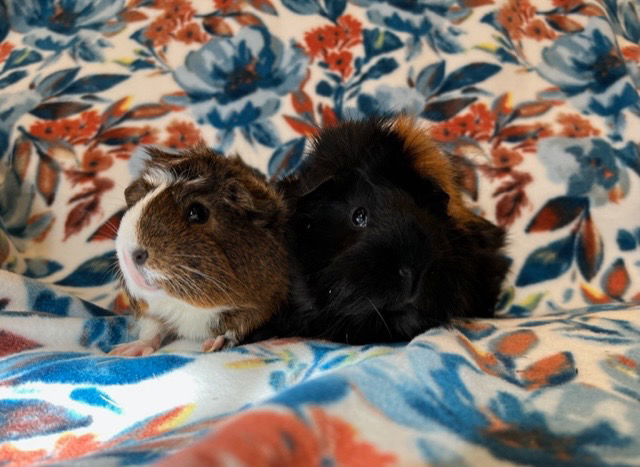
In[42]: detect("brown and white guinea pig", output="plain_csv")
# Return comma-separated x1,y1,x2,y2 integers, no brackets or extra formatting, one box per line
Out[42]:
253,116,509,345
110,145,289,356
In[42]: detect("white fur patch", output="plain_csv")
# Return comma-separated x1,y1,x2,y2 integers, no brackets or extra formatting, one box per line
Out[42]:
137,315,165,341
143,167,176,186
144,292,228,341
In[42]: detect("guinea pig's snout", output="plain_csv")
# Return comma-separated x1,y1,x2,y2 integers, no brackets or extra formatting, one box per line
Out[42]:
119,245,160,293
132,248,149,266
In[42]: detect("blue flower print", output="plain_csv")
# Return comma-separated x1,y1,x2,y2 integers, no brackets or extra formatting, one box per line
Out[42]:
354,84,425,118
351,0,467,57
600,0,640,88
172,26,308,150
7,0,126,62
566,140,620,197
0,90,42,159
536,18,638,135
537,138,636,206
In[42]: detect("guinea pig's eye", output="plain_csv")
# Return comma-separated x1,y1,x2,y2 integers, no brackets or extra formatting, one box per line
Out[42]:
351,207,368,228
186,202,209,224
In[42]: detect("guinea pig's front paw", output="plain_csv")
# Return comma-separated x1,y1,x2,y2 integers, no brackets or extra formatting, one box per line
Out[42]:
109,339,160,357
201,331,239,352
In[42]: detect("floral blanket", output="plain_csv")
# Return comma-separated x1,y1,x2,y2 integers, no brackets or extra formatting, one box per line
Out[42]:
1,0,639,465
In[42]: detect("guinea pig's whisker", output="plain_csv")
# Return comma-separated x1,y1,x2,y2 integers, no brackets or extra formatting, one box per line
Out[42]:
99,222,120,237
175,264,235,305
177,264,222,283
178,263,234,285
366,298,392,339
106,260,123,278
170,256,234,278
178,259,233,277
174,275,201,302
109,266,124,287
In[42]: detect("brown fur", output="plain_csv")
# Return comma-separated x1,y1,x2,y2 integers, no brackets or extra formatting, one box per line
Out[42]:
391,115,477,227
123,145,289,340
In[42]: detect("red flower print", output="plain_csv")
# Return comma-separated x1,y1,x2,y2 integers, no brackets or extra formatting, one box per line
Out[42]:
521,352,576,390
138,126,159,145
532,122,553,139
523,18,556,41
303,16,362,59
163,120,203,148
159,409,396,467
468,103,495,140
66,148,114,185
214,0,242,13
497,0,535,39
78,110,101,136
58,110,101,144
431,103,495,143
304,25,340,57
53,434,102,461
320,104,338,127
0,444,46,466
81,148,113,173
431,121,462,142
30,120,63,140
57,119,82,139
552,0,582,10
336,15,362,47
508,0,536,21
0,42,13,64
145,18,176,47
162,411,319,465
622,45,640,62
492,147,523,168
176,22,208,44
160,0,195,23
497,3,524,39
557,113,600,137
450,114,475,135
326,50,353,78
309,408,396,466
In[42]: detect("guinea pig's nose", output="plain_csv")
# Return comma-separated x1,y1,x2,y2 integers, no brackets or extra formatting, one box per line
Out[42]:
132,248,148,266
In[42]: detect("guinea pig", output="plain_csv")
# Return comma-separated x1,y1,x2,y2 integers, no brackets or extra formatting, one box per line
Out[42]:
110,145,289,356
257,116,509,345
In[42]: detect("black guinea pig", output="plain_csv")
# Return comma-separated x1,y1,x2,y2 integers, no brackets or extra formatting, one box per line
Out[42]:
257,116,509,345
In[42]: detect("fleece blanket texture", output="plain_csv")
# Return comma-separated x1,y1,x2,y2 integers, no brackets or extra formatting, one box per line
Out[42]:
0,0,639,464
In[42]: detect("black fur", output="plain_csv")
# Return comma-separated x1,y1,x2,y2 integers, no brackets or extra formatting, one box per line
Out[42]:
252,118,509,345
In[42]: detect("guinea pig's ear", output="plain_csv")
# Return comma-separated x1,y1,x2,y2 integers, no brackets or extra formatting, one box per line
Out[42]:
223,180,254,209
276,174,336,205
223,180,286,228
124,178,151,208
